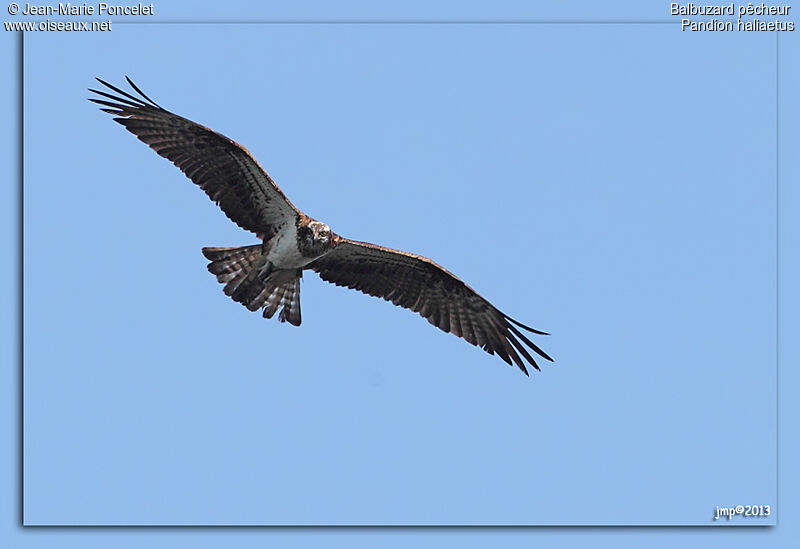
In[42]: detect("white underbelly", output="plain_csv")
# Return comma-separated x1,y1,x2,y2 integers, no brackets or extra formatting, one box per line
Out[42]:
265,223,315,269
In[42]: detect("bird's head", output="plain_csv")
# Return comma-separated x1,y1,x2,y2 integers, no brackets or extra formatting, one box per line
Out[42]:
309,221,333,244
297,218,337,258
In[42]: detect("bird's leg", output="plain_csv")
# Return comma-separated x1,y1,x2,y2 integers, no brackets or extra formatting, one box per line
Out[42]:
257,258,274,284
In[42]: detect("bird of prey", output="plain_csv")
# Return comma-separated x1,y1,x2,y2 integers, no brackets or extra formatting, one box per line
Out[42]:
89,77,553,375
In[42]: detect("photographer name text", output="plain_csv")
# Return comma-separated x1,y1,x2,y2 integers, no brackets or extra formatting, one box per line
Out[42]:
19,2,153,15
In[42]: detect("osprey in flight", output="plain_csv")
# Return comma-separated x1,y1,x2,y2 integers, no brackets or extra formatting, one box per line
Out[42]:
90,77,553,375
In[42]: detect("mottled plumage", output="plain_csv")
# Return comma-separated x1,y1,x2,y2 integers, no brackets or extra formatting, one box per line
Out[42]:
90,77,553,375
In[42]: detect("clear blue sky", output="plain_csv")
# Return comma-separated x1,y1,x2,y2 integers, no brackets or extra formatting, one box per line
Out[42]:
2,0,799,547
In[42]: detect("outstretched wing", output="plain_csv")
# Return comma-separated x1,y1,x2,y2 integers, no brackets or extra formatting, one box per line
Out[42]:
89,77,299,237
310,239,552,375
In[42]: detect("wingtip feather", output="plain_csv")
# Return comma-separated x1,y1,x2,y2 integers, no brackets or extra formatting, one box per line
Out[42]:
503,313,550,335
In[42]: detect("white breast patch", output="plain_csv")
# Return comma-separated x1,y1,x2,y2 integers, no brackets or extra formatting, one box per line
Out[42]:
265,223,315,269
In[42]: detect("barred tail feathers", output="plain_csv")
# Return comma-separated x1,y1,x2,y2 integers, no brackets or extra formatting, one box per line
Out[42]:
263,275,302,326
202,246,302,325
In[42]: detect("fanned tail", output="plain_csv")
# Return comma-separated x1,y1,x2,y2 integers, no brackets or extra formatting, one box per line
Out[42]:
202,246,302,325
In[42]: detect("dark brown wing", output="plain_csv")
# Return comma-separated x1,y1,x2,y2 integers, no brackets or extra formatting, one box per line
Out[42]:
89,77,299,237
310,239,553,375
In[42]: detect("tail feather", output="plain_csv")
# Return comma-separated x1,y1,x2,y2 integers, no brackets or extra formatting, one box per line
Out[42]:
202,245,302,325
245,286,271,312
203,245,261,280
262,276,302,326
223,271,248,296
263,285,284,319
279,280,300,325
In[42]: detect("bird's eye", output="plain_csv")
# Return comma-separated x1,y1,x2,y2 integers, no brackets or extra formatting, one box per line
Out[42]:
320,228,329,237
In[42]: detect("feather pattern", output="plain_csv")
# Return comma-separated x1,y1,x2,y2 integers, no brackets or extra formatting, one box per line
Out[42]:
310,239,552,375
89,77,299,237
202,246,302,326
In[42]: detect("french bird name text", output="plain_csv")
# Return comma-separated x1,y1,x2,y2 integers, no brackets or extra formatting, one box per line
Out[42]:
670,3,795,31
